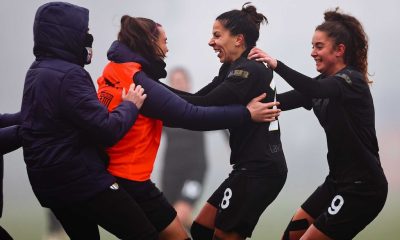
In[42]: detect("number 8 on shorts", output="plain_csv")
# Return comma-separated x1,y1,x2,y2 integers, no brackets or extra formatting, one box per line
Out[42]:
221,188,232,209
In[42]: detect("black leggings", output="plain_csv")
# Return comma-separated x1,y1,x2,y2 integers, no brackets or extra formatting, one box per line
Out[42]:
0,225,12,240
51,185,158,240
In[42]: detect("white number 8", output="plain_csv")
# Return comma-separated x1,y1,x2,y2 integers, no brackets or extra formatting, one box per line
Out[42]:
221,188,232,209
328,195,344,215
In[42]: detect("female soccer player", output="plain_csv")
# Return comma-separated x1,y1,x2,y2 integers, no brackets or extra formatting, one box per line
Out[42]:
249,8,388,240
161,3,288,240
96,15,280,240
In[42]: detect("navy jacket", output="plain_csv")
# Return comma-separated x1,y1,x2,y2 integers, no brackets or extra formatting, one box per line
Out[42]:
107,41,251,130
0,113,21,217
20,2,139,207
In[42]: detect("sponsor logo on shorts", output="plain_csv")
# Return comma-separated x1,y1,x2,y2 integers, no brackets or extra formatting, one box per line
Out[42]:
110,182,119,190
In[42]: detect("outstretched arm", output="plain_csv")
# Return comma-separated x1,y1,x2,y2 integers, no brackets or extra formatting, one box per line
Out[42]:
161,69,281,121
0,112,21,128
277,90,313,111
159,74,223,98
0,126,21,154
274,61,342,98
134,71,252,130
249,47,342,98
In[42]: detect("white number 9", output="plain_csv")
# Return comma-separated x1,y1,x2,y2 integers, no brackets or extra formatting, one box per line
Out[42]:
328,195,344,215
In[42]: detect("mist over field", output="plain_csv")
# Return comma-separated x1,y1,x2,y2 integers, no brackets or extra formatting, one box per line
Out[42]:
1,0,399,239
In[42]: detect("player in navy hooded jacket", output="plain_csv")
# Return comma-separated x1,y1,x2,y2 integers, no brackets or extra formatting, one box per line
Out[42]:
0,112,21,240
20,2,158,239
20,2,272,239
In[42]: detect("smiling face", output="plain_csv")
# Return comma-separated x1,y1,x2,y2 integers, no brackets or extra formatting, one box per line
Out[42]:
311,30,346,76
156,26,168,58
208,20,245,63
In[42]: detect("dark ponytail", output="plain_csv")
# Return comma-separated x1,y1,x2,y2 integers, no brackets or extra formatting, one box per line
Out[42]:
316,8,370,83
216,2,267,48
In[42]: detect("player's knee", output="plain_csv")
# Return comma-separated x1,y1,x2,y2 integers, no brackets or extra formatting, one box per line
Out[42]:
282,218,309,240
190,221,214,240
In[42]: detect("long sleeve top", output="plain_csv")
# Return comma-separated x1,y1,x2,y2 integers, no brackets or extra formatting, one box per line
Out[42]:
161,52,287,175
274,61,386,184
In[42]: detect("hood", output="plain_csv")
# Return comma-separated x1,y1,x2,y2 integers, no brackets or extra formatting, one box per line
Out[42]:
33,2,89,66
107,40,167,80
107,40,150,66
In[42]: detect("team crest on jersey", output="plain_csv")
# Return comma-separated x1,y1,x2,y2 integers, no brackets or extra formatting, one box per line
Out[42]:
336,73,352,85
228,70,249,79
99,91,114,108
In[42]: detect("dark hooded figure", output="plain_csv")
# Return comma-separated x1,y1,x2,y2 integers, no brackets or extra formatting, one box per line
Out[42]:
20,2,158,239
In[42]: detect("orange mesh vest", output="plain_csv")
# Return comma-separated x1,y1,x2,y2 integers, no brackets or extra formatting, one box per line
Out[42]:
97,62,163,181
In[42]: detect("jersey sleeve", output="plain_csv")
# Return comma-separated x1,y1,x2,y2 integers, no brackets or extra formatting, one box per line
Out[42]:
277,90,313,111
158,62,254,107
179,63,264,107
274,61,344,99
195,76,224,96
194,63,231,96
176,81,240,106
160,74,240,106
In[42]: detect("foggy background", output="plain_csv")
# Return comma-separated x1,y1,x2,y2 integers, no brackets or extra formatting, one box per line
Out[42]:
0,0,399,239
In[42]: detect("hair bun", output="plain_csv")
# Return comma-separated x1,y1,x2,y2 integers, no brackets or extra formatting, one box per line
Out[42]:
324,8,348,23
241,2,268,26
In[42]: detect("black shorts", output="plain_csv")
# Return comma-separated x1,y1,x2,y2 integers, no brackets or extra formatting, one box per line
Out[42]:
51,184,158,239
208,169,287,238
302,176,388,239
116,177,177,232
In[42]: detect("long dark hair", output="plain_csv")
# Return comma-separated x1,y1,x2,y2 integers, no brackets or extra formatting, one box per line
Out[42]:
118,15,164,61
316,8,370,83
216,2,267,48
